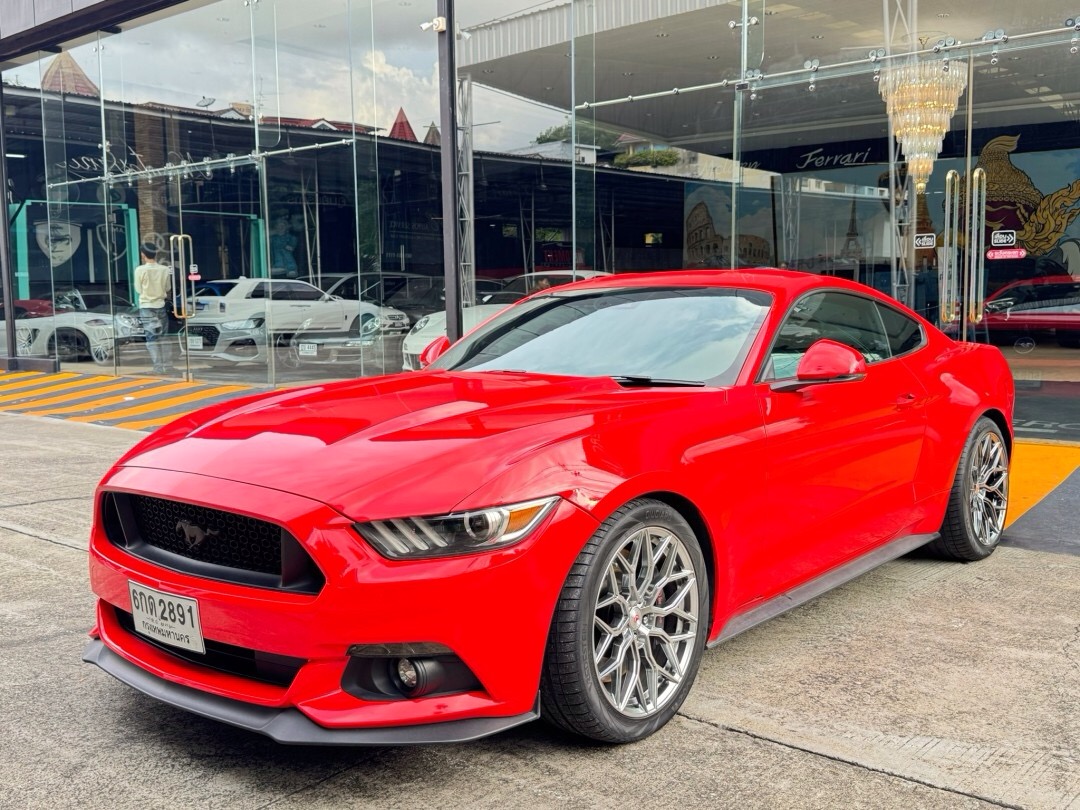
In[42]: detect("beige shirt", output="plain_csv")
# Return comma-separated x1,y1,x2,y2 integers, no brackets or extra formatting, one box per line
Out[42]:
134,261,172,309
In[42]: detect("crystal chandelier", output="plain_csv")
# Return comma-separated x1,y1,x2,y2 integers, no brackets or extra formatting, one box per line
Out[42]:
879,57,967,194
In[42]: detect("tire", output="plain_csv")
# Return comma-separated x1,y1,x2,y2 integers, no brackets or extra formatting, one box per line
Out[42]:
49,328,89,362
540,499,709,743
1057,332,1080,349
927,417,1009,561
274,333,301,369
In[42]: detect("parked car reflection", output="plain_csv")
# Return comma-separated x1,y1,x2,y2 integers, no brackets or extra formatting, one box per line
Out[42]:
4,289,145,364
401,271,610,370
976,275,1080,348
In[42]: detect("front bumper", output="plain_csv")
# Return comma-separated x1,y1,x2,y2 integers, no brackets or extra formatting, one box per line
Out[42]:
180,323,267,363
291,332,385,365
83,640,538,745
85,466,596,740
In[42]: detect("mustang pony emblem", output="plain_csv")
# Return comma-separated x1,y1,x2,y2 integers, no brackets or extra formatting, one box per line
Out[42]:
175,519,220,550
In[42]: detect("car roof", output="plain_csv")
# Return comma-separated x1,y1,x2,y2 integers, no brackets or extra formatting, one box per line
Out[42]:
545,268,881,300
990,274,1079,295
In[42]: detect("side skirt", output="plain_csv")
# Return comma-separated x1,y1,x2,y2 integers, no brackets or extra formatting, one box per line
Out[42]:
709,532,939,648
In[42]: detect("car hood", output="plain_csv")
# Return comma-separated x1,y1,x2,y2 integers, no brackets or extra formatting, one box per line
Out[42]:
116,371,704,519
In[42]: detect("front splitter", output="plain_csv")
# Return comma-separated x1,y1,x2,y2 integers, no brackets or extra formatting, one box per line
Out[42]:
83,639,539,746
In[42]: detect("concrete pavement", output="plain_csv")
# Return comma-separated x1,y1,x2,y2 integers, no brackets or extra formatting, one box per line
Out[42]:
0,412,1078,809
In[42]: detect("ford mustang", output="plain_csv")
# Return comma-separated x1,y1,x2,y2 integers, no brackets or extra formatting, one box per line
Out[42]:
84,269,1013,745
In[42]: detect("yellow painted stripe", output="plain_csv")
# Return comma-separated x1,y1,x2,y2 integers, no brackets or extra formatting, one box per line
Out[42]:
0,371,46,384
0,376,153,411
0,374,114,404
67,385,249,422
1005,440,1080,526
23,381,198,416
0,372,80,392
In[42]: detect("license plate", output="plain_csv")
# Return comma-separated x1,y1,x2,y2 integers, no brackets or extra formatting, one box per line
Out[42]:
128,581,205,654
187,334,204,350
299,342,318,356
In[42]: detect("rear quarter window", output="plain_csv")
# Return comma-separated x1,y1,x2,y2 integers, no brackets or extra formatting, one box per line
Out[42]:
876,302,924,356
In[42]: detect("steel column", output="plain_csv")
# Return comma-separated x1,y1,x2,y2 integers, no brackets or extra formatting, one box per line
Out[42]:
438,0,463,343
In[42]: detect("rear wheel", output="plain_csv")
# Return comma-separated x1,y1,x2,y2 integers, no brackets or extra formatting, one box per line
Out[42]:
541,499,708,743
928,417,1009,561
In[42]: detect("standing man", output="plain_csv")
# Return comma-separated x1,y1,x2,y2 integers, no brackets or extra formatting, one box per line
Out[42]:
134,242,173,375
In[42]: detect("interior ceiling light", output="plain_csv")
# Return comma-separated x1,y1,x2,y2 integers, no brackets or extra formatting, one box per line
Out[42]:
879,56,967,194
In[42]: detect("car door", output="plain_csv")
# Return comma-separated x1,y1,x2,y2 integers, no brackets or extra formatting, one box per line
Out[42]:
739,290,929,603
265,281,345,332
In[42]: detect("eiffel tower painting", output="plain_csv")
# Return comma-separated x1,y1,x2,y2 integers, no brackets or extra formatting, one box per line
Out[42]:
839,198,864,261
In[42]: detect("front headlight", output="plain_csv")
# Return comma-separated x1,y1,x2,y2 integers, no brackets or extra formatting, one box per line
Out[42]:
221,317,265,330
411,315,431,333
355,496,558,560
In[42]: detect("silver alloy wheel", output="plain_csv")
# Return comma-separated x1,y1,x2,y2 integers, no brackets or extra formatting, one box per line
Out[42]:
968,430,1009,546
15,328,34,356
592,525,700,718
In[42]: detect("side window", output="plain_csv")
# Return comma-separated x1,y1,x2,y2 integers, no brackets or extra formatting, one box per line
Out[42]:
335,278,358,300
876,302,924,356
763,291,891,380
270,282,323,301
248,282,268,299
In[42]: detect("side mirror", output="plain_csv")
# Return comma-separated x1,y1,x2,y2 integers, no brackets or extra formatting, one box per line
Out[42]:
419,335,451,368
771,339,866,392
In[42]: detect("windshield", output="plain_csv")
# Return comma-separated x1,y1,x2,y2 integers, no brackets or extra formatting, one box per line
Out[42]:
432,286,771,385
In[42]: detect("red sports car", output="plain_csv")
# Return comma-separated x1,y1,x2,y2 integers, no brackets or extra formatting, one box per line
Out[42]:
84,269,1014,745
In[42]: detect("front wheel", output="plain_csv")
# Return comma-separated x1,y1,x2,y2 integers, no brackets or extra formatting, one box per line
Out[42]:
541,499,709,743
928,417,1009,561
274,333,301,370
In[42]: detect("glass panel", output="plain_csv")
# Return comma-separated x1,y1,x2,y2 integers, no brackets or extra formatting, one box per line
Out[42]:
31,41,118,372
447,0,578,365
952,34,1080,441
567,4,744,276
91,1,269,386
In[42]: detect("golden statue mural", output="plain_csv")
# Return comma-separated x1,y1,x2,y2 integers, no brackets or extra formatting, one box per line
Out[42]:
960,134,1080,256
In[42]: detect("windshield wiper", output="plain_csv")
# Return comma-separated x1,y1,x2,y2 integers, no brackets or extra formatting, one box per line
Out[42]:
610,375,705,388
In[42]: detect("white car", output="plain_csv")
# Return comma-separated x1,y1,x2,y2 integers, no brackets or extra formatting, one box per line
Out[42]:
178,277,381,365
401,271,612,370
2,290,144,365
316,274,412,335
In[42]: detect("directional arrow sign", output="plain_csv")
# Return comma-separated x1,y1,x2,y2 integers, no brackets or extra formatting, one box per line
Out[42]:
914,233,937,249
990,230,1017,247
986,247,1027,260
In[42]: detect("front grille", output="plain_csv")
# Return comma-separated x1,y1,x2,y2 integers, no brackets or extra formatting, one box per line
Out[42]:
404,352,420,371
102,493,324,593
187,324,220,346
133,495,280,573
115,608,304,687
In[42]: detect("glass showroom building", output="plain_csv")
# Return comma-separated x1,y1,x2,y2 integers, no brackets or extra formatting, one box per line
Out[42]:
1,0,1078,439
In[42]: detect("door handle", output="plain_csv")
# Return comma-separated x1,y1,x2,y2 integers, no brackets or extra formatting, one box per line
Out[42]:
895,393,918,408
